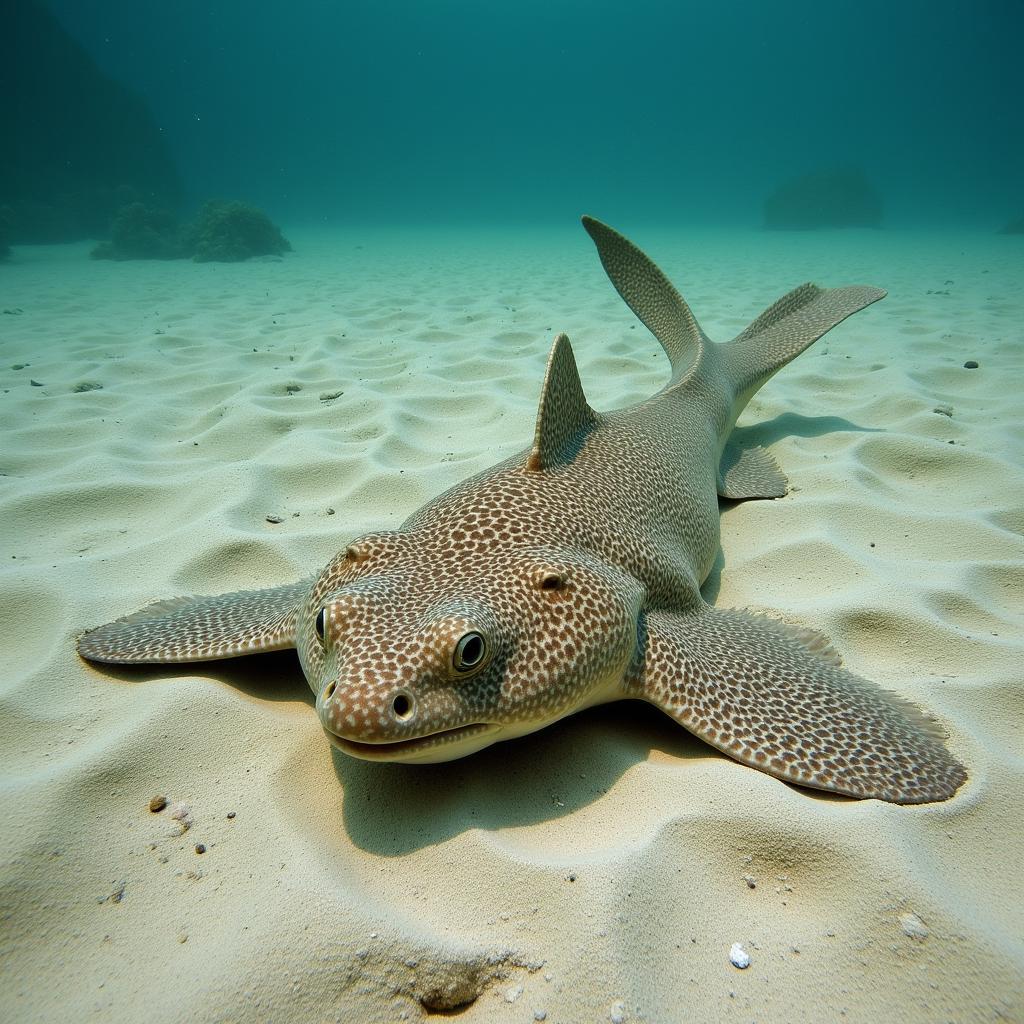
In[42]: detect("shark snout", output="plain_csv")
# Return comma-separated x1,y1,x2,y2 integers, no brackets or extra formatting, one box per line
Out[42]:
317,676,421,741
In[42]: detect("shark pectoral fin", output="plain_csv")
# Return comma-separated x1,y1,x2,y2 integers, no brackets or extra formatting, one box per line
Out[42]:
631,607,966,804
717,442,788,499
77,579,311,664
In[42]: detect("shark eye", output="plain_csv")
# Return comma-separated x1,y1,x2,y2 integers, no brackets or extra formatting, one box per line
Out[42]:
314,607,327,646
453,632,486,672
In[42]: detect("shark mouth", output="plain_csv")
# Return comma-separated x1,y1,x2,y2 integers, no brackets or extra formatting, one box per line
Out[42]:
324,722,501,763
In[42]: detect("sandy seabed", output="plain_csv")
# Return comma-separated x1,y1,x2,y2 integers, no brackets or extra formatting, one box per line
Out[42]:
1,224,1022,1023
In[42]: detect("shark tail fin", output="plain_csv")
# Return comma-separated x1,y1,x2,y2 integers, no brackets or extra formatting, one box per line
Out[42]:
722,282,886,400
582,215,705,381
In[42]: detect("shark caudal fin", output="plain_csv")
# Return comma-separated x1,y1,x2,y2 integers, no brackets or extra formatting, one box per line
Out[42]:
582,216,706,382
721,281,886,403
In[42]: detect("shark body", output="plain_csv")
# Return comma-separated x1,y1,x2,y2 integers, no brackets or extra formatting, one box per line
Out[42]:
78,217,966,804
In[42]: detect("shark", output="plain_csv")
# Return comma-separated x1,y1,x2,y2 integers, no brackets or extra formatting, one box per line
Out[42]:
78,216,967,804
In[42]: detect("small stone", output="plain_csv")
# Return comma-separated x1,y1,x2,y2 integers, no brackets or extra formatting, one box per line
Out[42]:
177,932,188,943
72,381,103,392
265,514,284,524
933,403,953,417
167,801,192,833
195,843,206,854
226,811,236,819
729,942,751,969
610,1000,627,1024
534,1012,548,1022
149,795,168,813
743,875,757,889
30,379,44,386
285,383,302,394
899,911,928,940
326,507,336,516
963,360,979,369
319,390,344,401
505,984,522,1003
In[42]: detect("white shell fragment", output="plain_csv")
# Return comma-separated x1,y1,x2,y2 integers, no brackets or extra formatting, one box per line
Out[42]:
729,942,751,969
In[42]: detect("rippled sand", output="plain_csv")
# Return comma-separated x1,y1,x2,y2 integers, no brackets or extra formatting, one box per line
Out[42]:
1,225,1021,1023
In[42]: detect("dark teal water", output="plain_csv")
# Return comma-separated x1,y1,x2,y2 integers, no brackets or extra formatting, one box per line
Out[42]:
34,0,1024,229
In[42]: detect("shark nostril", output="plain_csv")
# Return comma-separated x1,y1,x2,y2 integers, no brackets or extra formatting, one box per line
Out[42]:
392,692,414,721
323,681,336,701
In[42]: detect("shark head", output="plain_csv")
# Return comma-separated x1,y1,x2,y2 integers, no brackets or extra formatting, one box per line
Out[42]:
299,527,644,763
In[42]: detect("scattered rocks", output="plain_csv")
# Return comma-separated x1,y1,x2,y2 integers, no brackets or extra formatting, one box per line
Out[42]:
166,800,192,834
899,911,929,940
99,880,127,905
729,942,751,969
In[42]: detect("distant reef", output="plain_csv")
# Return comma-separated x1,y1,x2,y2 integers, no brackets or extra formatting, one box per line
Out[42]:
0,207,10,262
763,167,883,230
183,201,292,262
0,0,181,245
997,214,1024,235
91,200,292,263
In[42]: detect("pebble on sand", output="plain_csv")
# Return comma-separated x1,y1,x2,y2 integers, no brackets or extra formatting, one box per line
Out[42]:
963,360,979,369
149,795,168,813
729,943,751,969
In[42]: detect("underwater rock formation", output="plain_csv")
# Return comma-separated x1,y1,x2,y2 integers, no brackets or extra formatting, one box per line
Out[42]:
763,167,883,230
183,200,292,262
91,200,292,262
0,207,10,262
0,0,181,244
90,203,184,261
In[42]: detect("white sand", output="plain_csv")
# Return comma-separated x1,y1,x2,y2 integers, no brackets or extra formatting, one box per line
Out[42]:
1,225,1022,1023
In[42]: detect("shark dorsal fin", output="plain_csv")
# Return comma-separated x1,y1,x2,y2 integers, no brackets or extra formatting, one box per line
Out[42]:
527,332,596,472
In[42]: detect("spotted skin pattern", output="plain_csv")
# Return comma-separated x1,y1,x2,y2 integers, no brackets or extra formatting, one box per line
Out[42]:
78,217,967,804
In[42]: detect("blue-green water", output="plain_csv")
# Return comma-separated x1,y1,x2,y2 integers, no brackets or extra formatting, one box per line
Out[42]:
30,0,1024,230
